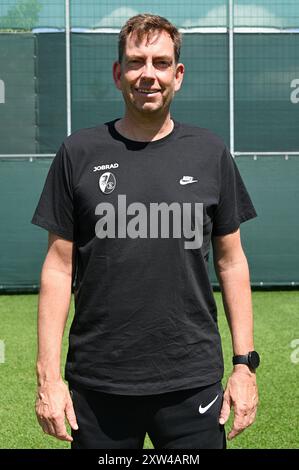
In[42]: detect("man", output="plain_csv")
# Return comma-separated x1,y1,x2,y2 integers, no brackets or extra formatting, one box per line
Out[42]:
32,14,259,449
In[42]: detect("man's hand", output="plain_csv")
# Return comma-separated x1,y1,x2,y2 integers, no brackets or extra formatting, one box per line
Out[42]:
219,366,258,440
35,379,78,442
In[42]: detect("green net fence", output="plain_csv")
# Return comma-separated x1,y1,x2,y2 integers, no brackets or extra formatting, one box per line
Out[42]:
0,1,299,290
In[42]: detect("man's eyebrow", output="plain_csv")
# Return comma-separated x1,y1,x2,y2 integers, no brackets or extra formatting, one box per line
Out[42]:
154,56,173,62
125,55,144,60
125,54,173,61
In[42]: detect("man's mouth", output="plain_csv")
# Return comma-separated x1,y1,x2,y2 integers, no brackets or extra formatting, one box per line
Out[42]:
135,88,161,95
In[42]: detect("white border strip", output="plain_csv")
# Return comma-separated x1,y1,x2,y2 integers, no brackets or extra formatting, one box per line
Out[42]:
1,152,299,159
0,154,55,158
229,0,234,156
72,27,120,33
70,27,228,34
234,27,299,33
69,27,299,34
235,152,299,156
65,0,72,136
176,27,228,34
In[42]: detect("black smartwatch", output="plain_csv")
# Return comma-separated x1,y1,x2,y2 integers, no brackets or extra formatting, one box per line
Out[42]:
232,351,260,371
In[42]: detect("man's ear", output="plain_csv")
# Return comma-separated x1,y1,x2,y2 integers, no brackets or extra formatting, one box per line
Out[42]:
113,61,122,90
174,62,185,92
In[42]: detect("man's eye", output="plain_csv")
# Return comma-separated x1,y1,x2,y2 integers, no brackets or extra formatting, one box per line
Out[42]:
155,61,171,68
128,60,142,66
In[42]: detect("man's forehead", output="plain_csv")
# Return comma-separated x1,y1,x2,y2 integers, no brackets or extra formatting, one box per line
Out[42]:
125,30,174,53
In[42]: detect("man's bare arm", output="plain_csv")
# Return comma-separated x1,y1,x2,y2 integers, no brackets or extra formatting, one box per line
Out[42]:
35,232,78,442
212,228,258,440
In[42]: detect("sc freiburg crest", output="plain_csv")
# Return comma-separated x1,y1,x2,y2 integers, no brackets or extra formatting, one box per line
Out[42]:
99,172,116,194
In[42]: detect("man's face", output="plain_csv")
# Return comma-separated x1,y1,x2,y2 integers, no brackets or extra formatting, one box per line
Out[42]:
113,30,184,117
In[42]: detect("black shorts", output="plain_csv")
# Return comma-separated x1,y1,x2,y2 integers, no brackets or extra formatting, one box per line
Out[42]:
69,381,226,449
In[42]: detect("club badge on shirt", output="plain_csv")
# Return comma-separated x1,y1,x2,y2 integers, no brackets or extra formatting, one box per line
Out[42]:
99,172,116,194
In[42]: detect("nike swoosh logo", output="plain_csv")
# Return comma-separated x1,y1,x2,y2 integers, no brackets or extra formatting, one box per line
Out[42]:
179,178,198,185
198,394,219,414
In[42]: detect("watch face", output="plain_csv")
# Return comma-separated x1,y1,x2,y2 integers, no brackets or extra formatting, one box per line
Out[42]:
249,351,260,369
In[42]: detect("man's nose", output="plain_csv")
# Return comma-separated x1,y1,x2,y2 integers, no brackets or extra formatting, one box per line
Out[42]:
141,61,156,79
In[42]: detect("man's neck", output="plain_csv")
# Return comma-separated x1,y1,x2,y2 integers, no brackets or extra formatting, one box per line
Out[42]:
115,113,174,142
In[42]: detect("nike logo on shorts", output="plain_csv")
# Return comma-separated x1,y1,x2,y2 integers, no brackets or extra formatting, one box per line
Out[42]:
198,394,219,414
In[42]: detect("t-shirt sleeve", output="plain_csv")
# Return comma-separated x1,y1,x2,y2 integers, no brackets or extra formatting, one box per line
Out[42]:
212,146,257,237
31,143,74,241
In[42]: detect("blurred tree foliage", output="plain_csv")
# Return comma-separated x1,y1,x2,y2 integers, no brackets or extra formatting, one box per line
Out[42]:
0,0,42,31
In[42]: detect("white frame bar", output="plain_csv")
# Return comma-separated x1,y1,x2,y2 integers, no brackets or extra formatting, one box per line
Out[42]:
0,154,55,159
70,27,299,34
235,152,299,156
234,27,299,33
65,0,72,136
1,152,298,160
228,0,235,156
70,27,229,34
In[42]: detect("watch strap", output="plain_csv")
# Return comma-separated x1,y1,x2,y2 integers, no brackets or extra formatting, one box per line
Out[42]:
232,354,249,366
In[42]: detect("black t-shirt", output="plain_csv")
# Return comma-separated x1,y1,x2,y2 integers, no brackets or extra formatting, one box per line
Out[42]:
31,119,257,395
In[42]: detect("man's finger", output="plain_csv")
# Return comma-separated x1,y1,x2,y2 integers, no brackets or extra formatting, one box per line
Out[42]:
243,408,257,431
227,411,250,440
46,420,57,437
39,417,54,437
51,417,73,442
36,412,50,434
228,425,245,440
219,394,231,425
65,398,79,430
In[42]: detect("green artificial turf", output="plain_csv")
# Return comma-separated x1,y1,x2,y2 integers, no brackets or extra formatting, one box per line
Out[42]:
0,291,298,449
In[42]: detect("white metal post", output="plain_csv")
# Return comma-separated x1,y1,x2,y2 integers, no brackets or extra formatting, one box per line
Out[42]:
65,0,72,136
228,0,235,156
